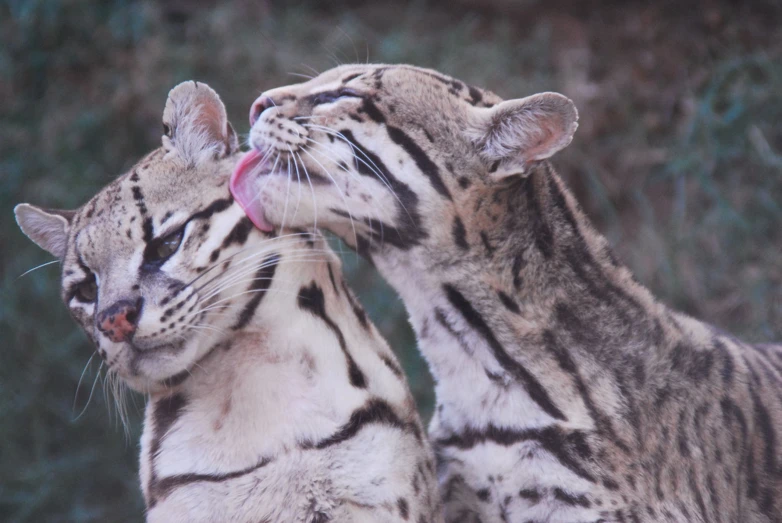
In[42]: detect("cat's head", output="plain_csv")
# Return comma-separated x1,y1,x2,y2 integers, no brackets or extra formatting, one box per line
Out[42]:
231,64,578,256
15,81,281,394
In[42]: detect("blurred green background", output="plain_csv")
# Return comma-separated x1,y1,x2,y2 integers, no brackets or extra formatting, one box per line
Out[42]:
2,0,781,520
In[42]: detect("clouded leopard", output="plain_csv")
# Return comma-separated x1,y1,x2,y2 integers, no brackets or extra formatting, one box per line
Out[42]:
15,81,443,523
232,64,782,522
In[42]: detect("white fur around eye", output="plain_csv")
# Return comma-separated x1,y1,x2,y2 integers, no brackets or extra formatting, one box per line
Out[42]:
70,299,95,315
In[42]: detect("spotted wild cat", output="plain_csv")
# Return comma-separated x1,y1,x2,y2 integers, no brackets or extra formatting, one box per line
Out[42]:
232,64,782,523
15,80,443,523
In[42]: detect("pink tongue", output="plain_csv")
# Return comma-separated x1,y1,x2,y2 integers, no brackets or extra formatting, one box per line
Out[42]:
230,149,274,232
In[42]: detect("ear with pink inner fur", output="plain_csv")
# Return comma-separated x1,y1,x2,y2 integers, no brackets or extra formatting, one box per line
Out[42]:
161,81,239,164
14,204,75,259
468,92,578,178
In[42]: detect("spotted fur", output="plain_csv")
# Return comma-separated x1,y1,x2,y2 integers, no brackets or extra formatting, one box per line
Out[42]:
15,81,442,523
236,64,782,522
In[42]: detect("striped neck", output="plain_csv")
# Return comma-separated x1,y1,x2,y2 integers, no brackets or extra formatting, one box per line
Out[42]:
375,162,670,425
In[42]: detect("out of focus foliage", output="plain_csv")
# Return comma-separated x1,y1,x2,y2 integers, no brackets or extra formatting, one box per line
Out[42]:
1,0,780,520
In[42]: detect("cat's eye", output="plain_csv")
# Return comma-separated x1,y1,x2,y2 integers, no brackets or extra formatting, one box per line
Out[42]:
75,275,98,303
151,229,184,262
311,89,361,106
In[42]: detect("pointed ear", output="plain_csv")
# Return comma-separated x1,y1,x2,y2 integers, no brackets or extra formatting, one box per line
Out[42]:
162,81,239,163
14,204,75,259
468,92,578,178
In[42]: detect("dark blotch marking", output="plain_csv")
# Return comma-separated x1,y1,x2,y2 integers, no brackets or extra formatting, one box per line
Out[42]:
230,254,279,330
298,282,367,388
398,497,409,519
511,254,525,289
190,196,233,222
305,398,406,449
544,328,630,452
221,216,254,249
443,284,566,421
671,342,714,381
153,457,272,502
467,85,483,106
386,125,453,201
380,354,404,379
340,280,369,331
524,177,554,258
497,291,520,314
480,231,496,256
338,130,428,250
147,393,188,507
437,425,594,483
360,98,386,124
142,217,154,243
452,216,468,250
603,478,620,490
519,489,540,503
327,264,340,295
342,73,362,83
553,488,591,508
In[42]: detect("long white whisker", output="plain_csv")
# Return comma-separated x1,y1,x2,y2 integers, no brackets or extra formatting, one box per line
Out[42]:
289,145,304,226
74,361,104,421
337,26,360,64
300,146,359,249
16,259,59,279
196,254,335,306
196,248,336,302
300,63,321,77
295,151,319,230
185,324,227,338
288,72,315,80
190,236,320,295
191,253,337,316
303,136,388,244
280,154,292,231
304,124,399,196
304,123,415,229
304,124,390,186
193,287,303,316
73,352,96,413
180,229,314,289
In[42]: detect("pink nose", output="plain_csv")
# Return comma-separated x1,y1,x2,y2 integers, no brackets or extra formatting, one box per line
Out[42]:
249,96,274,126
98,299,142,343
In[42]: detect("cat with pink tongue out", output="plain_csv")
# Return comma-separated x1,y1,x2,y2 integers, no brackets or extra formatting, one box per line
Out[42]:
232,64,782,523
230,148,275,232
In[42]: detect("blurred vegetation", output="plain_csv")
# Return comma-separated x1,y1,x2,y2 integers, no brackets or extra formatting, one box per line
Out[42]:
1,0,781,520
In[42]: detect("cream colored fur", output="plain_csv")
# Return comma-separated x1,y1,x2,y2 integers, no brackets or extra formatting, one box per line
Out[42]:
16,81,443,523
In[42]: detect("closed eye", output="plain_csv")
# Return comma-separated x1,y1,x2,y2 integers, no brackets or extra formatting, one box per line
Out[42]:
310,88,362,106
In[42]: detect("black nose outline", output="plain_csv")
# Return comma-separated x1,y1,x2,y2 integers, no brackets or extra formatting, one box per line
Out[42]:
97,297,144,343
249,96,275,126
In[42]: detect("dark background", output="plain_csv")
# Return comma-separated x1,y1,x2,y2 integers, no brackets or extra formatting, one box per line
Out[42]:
2,1,781,520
